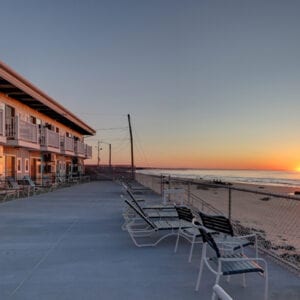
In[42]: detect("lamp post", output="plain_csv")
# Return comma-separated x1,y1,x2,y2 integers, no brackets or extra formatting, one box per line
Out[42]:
99,141,112,168
96,141,102,168
96,140,112,168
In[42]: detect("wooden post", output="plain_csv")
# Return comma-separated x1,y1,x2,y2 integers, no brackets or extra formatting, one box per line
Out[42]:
228,188,232,221
160,174,163,197
188,181,191,204
109,143,112,168
127,114,135,180
168,175,171,202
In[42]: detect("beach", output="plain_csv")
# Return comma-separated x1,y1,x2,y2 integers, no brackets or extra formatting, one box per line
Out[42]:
135,173,300,269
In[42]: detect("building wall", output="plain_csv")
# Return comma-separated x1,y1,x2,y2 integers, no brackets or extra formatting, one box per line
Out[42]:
0,92,83,140
0,92,87,183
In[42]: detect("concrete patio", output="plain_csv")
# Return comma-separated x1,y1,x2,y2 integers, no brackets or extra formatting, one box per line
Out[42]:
0,181,299,300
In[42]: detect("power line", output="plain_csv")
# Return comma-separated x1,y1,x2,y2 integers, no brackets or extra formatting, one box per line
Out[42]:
95,127,128,131
132,124,151,168
75,112,127,116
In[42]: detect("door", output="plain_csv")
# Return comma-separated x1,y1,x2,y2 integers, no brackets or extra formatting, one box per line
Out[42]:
30,158,41,182
5,156,15,178
5,105,15,138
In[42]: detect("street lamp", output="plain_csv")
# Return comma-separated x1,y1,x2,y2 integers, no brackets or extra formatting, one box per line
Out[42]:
96,141,102,168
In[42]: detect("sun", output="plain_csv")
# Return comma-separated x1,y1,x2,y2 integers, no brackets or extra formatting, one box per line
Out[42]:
294,166,300,172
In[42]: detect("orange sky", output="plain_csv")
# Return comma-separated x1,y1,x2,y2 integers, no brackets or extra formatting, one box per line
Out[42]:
86,140,300,171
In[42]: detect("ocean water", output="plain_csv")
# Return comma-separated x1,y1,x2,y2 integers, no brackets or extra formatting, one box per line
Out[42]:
137,169,300,187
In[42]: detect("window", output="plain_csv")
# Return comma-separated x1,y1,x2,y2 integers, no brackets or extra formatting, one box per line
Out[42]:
30,116,37,124
45,123,54,130
25,159,29,173
17,158,22,173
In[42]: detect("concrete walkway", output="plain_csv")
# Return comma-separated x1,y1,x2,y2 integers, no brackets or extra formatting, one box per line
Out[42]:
0,181,299,299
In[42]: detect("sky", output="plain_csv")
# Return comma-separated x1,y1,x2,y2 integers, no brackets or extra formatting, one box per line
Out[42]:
1,0,300,170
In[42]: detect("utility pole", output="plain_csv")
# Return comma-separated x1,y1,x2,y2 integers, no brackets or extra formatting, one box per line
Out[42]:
109,143,112,168
127,114,135,179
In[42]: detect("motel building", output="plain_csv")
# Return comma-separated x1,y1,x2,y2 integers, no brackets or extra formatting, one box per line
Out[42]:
0,61,95,186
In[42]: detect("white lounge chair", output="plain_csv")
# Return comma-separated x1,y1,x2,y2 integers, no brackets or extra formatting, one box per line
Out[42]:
174,206,203,262
199,211,258,257
124,199,192,247
195,227,268,300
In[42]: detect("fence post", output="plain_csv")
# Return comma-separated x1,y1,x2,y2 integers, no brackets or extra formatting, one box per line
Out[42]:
228,187,232,221
168,175,171,202
187,181,191,204
160,174,163,197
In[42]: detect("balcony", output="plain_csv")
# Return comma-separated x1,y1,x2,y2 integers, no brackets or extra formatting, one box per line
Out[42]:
5,116,39,150
40,128,61,153
60,135,75,155
85,144,92,159
75,140,85,158
0,109,6,144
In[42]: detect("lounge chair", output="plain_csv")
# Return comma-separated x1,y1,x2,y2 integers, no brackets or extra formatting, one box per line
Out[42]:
56,176,71,187
126,188,174,210
6,177,28,197
122,180,152,193
121,195,178,231
22,176,50,194
124,199,192,247
174,206,203,262
124,192,178,218
195,227,268,300
199,211,258,256
0,188,18,201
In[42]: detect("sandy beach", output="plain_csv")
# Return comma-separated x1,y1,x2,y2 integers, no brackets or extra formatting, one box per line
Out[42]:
135,173,300,268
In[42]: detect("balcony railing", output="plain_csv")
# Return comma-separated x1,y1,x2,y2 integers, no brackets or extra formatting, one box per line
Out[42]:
85,144,92,159
3,116,92,158
0,109,4,136
60,135,74,153
75,140,85,156
6,116,38,144
40,128,60,149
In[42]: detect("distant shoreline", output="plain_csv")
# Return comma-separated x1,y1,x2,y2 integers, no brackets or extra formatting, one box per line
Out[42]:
136,168,300,191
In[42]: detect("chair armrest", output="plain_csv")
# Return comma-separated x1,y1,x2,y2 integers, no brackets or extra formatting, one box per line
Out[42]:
219,256,267,265
234,233,256,239
192,218,202,227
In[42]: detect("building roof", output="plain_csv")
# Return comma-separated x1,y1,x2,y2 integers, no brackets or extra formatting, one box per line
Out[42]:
0,60,96,136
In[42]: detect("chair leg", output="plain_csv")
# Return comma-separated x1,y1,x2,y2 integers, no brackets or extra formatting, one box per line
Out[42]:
174,232,180,253
188,235,196,262
195,259,204,291
264,265,269,300
195,246,206,291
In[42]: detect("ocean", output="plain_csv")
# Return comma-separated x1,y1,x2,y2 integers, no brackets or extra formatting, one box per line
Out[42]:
137,169,300,187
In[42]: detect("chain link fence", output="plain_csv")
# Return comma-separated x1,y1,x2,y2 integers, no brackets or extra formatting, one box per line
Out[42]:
135,173,300,275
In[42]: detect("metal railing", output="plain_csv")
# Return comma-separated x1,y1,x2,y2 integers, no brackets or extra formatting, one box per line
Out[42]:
60,135,74,152
6,116,38,143
85,144,92,158
75,140,85,155
40,128,60,148
135,173,300,274
5,117,16,138
0,109,4,136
